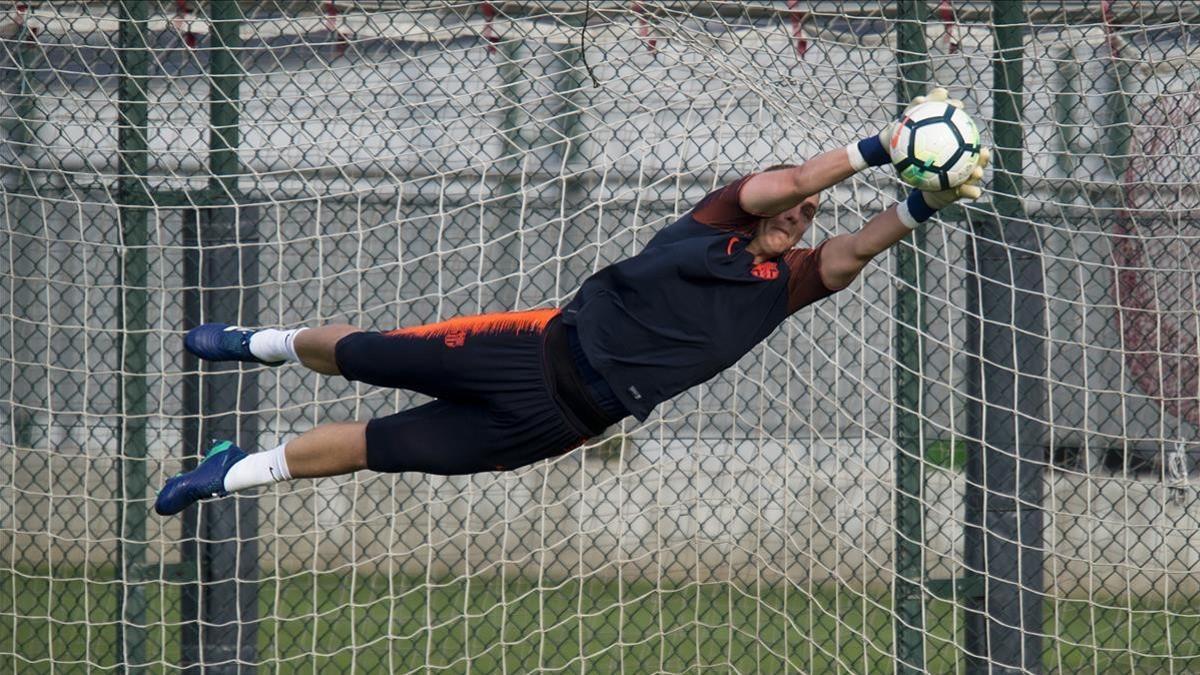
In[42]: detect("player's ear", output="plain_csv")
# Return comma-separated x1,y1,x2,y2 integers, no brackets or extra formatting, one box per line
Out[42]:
801,193,820,219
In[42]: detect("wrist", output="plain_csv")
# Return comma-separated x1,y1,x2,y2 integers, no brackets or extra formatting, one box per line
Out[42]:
896,190,937,229
845,135,890,172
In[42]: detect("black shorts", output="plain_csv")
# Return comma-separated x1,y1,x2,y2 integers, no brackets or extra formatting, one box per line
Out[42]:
334,308,626,474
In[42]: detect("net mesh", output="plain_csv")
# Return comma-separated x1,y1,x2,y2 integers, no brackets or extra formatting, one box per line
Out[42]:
2,1,1198,672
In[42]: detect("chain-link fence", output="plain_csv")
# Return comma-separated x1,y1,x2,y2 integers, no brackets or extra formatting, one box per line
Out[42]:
2,1,1199,672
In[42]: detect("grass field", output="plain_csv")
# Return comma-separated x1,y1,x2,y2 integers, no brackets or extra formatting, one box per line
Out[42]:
2,567,1197,673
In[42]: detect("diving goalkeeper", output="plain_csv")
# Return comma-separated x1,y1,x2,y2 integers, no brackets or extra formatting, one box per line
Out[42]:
155,89,988,516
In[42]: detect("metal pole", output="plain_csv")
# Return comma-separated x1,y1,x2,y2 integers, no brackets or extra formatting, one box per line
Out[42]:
116,1,151,670
963,2,1046,672
179,2,259,671
893,2,929,673
180,205,262,674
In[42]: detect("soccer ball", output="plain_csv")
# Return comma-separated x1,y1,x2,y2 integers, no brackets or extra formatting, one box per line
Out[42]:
888,101,983,191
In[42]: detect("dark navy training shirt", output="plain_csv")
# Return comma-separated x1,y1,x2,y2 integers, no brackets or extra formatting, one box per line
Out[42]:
562,174,836,420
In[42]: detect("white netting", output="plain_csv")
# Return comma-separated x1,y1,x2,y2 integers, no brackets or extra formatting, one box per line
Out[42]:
2,1,1198,672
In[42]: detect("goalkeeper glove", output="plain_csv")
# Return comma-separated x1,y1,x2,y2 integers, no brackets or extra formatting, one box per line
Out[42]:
846,87,965,172
897,147,991,228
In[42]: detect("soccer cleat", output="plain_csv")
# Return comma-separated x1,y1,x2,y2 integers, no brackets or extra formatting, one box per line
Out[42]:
184,323,283,366
154,440,248,516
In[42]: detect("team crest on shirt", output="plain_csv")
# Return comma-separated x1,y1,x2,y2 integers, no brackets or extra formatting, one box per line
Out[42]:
444,330,467,348
750,262,779,280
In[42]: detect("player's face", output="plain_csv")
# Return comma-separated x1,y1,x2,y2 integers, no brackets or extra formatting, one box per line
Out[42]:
755,193,819,257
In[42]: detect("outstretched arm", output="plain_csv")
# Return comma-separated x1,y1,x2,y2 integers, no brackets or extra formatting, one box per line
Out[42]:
819,148,990,291
738,147,858,217
739,136,892,217
737,90,967,217
818,205,914,290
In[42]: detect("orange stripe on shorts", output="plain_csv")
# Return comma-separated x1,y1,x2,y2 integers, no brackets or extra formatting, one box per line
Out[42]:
386,308,560,340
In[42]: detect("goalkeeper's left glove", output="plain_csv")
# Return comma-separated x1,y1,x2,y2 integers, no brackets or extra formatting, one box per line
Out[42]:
845,87,965,172
896,147,991,228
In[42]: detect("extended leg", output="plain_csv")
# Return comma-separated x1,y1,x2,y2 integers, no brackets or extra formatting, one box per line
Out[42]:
154,422,367,516
187,308,559,400
183,321,358,374
220,420,368,488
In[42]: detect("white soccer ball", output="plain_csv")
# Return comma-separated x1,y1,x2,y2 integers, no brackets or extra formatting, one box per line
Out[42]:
887,101,983,191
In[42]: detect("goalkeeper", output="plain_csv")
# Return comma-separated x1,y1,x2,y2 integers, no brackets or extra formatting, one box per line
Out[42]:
155,90,988,516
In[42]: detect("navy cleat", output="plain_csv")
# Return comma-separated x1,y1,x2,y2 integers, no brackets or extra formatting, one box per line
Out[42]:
154,440,248,516
184,323,283,366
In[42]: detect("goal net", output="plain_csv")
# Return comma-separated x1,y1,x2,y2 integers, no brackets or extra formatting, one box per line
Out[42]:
2,1,1197,672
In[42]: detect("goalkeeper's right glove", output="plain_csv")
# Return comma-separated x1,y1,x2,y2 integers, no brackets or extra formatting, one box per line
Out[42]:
845,87,965,172
896,147,991,229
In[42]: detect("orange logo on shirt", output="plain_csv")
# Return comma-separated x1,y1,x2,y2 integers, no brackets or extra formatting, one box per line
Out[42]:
751,262,779,280
444,330,467,348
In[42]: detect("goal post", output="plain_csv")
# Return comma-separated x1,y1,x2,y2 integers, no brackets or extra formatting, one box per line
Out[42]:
2,1,1199,672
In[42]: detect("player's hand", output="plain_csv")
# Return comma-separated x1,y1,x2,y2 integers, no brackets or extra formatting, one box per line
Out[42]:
878,87,965,148
919,146,990,209
896,147,989,228
848,87,965,172
901,87,964,116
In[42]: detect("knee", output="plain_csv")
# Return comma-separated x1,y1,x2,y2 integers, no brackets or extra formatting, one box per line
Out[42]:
296,325,361,375
352,448,369,472
346,422,370,471
297,324,359,353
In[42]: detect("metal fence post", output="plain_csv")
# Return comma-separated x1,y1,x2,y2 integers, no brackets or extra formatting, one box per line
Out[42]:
178,2,259,671
180,205,262,674
893,2,930,672
116,1,151,670
963,3,1046,671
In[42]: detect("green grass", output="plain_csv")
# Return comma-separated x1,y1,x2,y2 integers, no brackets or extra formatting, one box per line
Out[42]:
1,567,1197,673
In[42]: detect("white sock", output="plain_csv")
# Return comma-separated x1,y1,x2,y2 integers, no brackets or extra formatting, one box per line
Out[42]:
248,328,307,363
223,444,292,493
